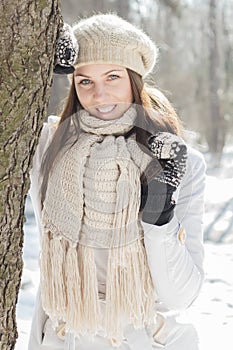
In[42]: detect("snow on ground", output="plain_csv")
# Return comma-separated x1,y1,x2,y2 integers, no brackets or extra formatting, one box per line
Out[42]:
181,242,233,350
15,148,233,350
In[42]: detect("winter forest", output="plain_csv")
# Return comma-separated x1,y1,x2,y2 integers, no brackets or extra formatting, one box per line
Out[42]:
0,0,233,349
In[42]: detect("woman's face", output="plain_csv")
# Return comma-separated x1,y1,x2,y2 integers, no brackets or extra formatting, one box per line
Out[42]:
74,64,133,120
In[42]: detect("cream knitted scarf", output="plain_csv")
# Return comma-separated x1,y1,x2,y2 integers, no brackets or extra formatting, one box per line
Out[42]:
41,106,156,343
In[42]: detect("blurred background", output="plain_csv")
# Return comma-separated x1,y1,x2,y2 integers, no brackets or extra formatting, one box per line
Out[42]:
17,1,233,349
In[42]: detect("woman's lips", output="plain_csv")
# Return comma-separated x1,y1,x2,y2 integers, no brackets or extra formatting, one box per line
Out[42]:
96,105,116,114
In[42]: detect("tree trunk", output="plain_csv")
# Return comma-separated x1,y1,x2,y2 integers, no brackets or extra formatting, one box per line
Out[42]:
158,0,182,16
117,0,130,20
0,1,60,349
208,0,225,164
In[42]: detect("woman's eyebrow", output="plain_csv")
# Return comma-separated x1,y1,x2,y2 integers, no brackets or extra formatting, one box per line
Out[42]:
103,69,124,76
74,73,91,78
74,69,124,78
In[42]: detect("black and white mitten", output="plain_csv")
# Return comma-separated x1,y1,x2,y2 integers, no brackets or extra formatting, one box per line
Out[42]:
54,23,78,74
140,132,187,226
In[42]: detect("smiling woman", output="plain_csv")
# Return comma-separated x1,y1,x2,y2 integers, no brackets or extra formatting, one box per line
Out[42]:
28,13,206,350
74,64,133,120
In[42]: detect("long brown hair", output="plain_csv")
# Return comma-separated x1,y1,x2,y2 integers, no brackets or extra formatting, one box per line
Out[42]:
40,69,183,204
126,69,182,149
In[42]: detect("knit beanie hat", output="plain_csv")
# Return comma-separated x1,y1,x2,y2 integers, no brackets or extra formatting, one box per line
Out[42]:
72,14,158,77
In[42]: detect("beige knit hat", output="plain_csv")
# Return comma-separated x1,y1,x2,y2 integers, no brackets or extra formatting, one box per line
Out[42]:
72,14,158,77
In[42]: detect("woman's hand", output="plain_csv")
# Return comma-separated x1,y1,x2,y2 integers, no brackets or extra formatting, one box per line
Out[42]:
147,132,187,188
54,23,78,74
140,132,187,226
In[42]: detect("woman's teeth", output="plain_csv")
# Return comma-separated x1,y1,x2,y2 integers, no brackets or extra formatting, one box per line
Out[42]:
96,105,115,113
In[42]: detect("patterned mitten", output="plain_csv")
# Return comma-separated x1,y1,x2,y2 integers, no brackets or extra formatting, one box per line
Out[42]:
54,23,78,74
140,132,187,226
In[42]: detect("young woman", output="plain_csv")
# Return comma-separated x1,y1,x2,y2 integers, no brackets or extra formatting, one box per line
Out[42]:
28,14,206,350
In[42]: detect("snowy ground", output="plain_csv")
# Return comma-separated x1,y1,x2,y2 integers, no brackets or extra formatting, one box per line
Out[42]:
15,148,233,350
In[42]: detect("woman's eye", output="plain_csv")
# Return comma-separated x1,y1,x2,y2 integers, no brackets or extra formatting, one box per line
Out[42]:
79,79,91,85
108,74,119,81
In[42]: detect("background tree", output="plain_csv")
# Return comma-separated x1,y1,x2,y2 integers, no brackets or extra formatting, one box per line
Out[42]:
0,1,60,349
207,0,226,164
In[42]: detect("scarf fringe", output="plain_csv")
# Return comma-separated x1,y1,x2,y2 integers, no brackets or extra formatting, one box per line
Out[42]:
41,232,101,335
41,232,155,342
65,244,82,333
41,233,67,324
105,239,155,342
78,245,101,332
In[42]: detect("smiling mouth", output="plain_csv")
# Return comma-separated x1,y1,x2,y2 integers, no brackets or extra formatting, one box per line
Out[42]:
96,105,116,114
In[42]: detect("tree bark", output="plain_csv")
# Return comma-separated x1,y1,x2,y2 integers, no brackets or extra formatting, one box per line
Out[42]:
0,1,60,349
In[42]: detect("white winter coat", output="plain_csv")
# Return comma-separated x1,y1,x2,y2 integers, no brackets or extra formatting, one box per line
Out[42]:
28,116,206,350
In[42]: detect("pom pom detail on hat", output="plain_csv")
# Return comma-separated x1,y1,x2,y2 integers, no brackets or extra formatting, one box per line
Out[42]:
72,14,158,77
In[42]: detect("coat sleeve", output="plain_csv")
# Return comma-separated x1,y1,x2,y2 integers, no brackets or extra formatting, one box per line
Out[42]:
143,147,206,311
28,116,59,349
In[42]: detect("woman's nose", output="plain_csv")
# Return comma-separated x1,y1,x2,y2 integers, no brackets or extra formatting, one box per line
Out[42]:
93,83,109,101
